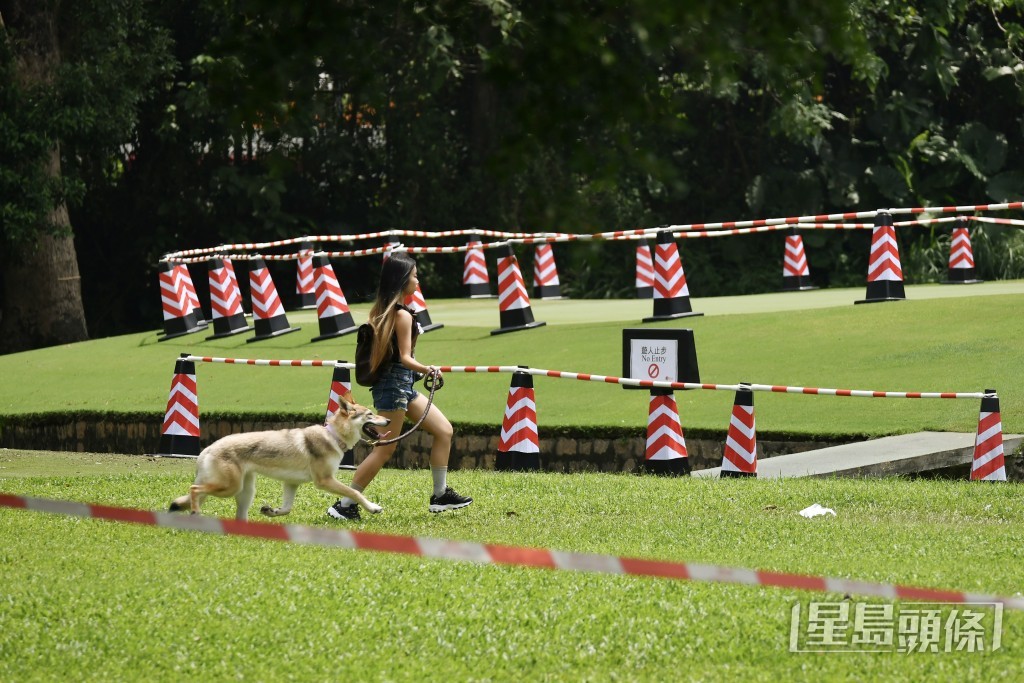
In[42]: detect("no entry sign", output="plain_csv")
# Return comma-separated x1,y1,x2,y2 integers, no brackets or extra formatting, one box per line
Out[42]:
621,328,700,390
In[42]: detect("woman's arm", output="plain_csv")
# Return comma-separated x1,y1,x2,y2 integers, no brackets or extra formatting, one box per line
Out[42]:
395,309,435,375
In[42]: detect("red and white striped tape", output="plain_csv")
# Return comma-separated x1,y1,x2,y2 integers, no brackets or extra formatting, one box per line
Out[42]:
161,201,1024,261
177,356,990,400
3,492,1021,610
970,216,1024,227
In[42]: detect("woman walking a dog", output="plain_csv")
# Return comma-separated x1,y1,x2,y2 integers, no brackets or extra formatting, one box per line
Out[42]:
328,251,472,520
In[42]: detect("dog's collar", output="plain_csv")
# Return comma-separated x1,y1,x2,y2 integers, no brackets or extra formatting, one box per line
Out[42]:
325,423,344,446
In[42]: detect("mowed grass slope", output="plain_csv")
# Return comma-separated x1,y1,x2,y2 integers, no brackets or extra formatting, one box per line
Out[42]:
0,284,1022,438
1,451,1023,681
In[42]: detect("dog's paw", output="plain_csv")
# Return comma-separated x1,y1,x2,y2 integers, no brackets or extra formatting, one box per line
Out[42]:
260,504,275,516
366,503,383,514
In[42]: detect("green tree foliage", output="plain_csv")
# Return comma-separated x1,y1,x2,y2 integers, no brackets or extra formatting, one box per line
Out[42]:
0,0,173,350
5,1,1024,346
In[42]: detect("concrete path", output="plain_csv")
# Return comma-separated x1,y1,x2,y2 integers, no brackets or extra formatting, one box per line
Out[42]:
692,431,1024,479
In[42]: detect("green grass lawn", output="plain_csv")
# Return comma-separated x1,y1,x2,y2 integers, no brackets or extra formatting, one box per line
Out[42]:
1,450,1021,681
1,283,1022,439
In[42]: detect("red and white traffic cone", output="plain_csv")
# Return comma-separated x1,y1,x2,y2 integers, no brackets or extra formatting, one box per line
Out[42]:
311,255,359,342
172,263,208,328
971,389,1006,481
157,261,204,341
491,243,547,335
720,384,757,478
405,284,444,333
157,356,201,457
496,370,540,471
324,362,356,469
205,257,253,340
463,234,493,298
642,230,703,322
635,239,654,298
643,389,690,475
246,258,301,342
532,243,565,299
855,211,906,303
294,241,318,309
222,258,249,315
945,218,983,284
782,229,817,291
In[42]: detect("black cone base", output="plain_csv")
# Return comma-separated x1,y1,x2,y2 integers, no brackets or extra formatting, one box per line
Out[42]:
720,469,756,479
641,459,691,476
157,434,200,458
159,312,204,341
495,451,540,471
293,292,317,310
311,312,359,342
414,311,444,334
466,283,493,298
247,315,301,342
492,306,546,336
945,268,982,284
636,286,653,299
643,296,704,323
855,280,906,304
311,325,359,342
206,313,253,340
782,275,818,292
491,320,546,336
337,448,356,470
533,284,565,299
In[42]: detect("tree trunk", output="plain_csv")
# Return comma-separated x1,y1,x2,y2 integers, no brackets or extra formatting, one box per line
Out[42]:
0,197,88,354
0,1,89,353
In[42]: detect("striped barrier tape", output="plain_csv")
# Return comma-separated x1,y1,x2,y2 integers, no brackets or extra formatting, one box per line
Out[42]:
162,229,562,260
159,216,980,265
3,492,1021,609
179,356,989,400
161,201,1024,261
970,216,1024,227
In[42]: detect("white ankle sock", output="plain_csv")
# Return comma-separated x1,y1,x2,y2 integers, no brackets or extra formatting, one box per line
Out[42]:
431,467,448,497
339,483,364,508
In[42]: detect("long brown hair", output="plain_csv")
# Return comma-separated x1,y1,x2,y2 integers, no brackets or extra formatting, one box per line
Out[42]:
367,251,416,377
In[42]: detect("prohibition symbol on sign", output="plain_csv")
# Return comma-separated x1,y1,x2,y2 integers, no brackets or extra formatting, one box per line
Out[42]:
648,363,660,378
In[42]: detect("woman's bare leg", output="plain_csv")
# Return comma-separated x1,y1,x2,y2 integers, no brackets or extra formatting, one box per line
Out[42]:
406,394,453,468
351,407,406,490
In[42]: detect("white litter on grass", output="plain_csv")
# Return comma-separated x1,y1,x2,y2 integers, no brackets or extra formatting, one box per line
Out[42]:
799,503,836,519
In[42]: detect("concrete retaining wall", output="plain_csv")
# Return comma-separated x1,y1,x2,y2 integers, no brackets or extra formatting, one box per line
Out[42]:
0,415,839,473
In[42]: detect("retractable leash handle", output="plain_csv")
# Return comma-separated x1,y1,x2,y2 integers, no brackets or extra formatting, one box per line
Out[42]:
362,367,444,447
423,366,445,392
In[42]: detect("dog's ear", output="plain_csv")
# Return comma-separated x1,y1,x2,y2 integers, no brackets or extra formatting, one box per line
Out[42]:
337,389,356,410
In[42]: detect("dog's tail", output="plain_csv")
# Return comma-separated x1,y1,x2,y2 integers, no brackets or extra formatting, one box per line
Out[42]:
169,494,190,512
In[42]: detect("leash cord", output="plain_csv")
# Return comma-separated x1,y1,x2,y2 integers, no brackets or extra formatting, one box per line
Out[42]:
363,369,444,446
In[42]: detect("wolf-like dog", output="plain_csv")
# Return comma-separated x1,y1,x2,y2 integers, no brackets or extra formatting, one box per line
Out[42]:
169,397,389,520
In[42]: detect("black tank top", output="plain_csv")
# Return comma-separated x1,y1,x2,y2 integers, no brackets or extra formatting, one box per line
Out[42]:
389,304,420,362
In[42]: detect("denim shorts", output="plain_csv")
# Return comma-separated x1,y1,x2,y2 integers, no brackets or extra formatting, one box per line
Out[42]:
371,363,421,412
